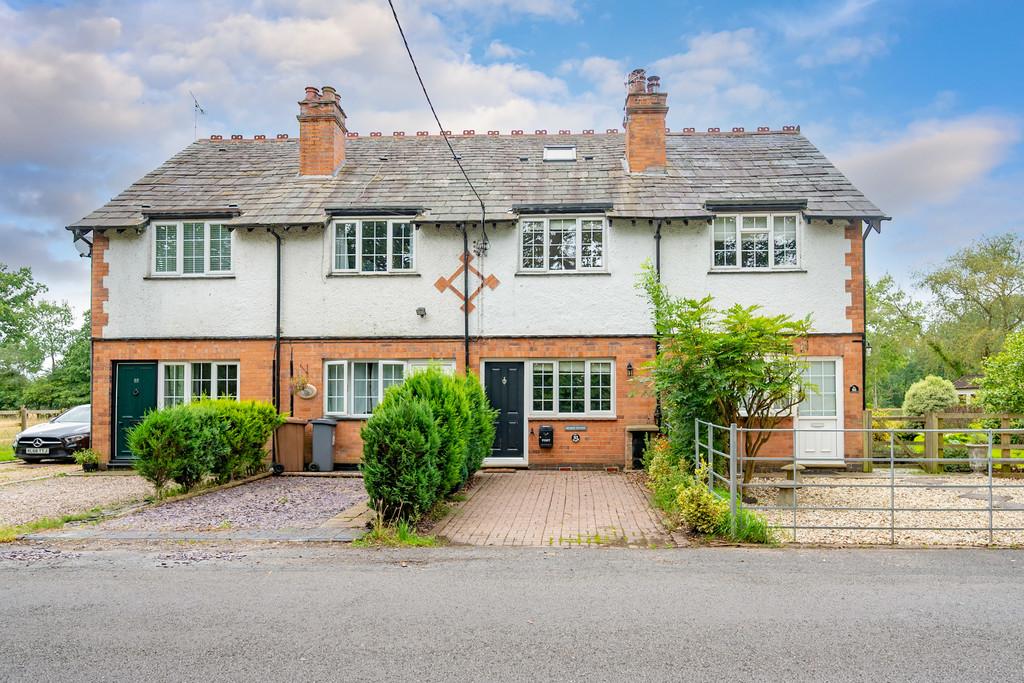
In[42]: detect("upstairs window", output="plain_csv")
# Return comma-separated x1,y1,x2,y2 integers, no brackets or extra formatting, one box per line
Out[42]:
152,222,233,276
712,213,800,270
519,217,605,272
333,220,416,274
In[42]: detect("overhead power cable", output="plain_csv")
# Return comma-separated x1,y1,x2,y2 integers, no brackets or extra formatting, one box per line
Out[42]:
386,0,487,229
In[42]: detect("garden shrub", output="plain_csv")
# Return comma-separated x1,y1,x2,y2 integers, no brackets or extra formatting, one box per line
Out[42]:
644,436,681,489
386,369,472,495
902,375,958,416
461,372,497,483
205,399,286,482
128,400,284,492
676,465,728,534
360,396,441,522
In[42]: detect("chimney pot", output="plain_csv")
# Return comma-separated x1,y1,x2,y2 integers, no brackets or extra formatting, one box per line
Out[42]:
416,131,430,136
627,68,647,93
646,75,661,93
322,85,337,101
304,86,319,100
276,133,289,139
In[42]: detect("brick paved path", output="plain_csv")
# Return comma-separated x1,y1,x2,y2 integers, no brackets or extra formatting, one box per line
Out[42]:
434,471,673,547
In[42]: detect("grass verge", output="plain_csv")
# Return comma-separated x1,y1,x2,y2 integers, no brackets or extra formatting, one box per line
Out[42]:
0,508,104,543
353,500,449,548
0,446,14,463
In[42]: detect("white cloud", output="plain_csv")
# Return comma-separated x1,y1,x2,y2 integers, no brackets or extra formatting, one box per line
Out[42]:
485,40,525,60
649,29,777,127
797,33,889,68
776,0,878,41
835,115,1021,215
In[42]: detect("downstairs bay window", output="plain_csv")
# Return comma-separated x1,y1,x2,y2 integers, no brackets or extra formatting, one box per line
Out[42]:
324,359,455,417
159,361,239,408
529,360,614,416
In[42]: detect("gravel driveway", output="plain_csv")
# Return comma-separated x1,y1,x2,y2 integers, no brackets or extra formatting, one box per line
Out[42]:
0,461,78,486
100,477,366,532
0,474,154,527
749,471,1024,545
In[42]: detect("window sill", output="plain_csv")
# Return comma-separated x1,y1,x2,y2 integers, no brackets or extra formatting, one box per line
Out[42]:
324,414,370,421
515,270,610,277
327,271,421,278
144,274,236,280
528,414,619,421
707,268,806,275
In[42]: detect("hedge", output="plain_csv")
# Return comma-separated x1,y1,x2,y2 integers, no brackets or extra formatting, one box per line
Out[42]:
128,400,285,492
360,369,496,522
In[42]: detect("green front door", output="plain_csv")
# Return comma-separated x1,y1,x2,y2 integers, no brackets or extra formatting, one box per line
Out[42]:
114,362,157,462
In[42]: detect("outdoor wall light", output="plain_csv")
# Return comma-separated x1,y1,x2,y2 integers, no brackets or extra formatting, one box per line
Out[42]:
626,362,634,378
416,307,427,318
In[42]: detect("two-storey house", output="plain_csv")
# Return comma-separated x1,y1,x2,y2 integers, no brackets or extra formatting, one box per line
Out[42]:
69,70,887,470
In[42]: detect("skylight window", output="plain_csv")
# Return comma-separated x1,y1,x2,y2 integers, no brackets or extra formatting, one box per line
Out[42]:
543,145,576,162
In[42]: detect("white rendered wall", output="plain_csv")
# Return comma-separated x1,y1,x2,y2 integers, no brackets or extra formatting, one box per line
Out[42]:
102,219,852,338
102,229,277,338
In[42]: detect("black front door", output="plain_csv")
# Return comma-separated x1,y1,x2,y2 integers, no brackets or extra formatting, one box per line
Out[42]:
485,362,524,459
114,362,158,462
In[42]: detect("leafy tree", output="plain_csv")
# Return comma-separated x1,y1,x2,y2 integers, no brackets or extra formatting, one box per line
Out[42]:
32,300,75,369
902,375,958,416
979,331,1024,413
0,370,28,410
638,263,810,483
915,233,1024,375
20,313,91,408
866,276,928,407
0,263,47,374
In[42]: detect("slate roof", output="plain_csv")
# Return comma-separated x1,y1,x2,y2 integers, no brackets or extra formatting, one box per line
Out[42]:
953,374,982,390
68,130,887,231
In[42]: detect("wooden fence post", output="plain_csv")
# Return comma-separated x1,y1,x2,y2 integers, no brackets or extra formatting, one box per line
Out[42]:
1001,417,1012,474
19,405,28,432
862,409,873,473
924,412,940,474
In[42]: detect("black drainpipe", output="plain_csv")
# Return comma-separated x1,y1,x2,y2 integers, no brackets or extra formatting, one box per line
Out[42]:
271,229,283,469
653,219,663,428
462,222,471,373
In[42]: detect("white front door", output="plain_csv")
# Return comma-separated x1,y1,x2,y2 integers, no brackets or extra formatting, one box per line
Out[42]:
796,358,844,464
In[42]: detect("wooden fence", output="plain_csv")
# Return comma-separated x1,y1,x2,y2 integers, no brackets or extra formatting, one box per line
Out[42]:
0,407,64,433
862,410,1024,474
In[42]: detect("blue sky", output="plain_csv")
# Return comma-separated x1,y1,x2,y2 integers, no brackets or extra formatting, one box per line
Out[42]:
1,0,1021,316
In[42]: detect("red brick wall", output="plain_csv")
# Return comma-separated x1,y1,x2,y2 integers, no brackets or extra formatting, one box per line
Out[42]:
91,339,275,463
624,91,668,173
284,336,657,468
91,233,109,338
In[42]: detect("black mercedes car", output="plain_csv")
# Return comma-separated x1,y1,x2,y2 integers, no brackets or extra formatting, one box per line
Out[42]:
12,404,91,463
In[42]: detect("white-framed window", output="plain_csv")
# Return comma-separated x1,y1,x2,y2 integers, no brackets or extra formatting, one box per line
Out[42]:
528,360,614,416
151,221,233,276
158,361,240,408
519,216,606,272
711,213,800,270
323,359,453,417
332,219,416,273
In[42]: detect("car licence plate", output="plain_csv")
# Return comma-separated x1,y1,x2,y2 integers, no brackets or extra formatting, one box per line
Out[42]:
25,447,49,454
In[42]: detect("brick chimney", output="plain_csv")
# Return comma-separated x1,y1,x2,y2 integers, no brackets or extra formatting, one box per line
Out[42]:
297,85,347,175
623,68,669,173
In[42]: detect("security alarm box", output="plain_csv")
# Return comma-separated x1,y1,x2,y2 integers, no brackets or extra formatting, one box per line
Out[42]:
538,425,554,448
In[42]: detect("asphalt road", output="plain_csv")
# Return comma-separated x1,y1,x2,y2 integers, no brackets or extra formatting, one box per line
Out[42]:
2,545,1022,682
